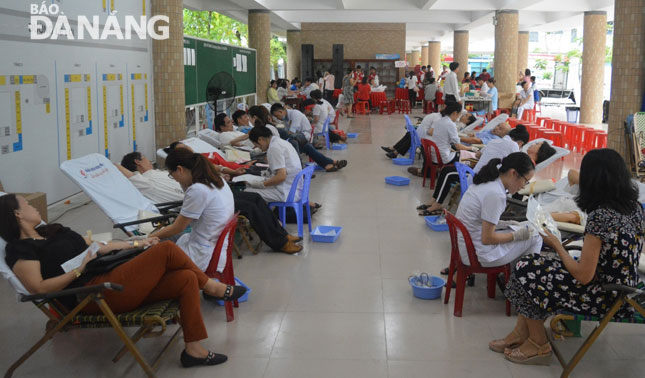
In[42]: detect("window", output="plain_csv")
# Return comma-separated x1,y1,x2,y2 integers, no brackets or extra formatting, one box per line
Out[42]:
571,28,577,42
529,32,539,42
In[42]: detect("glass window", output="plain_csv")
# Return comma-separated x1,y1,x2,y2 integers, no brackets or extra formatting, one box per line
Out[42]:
529,32,539,42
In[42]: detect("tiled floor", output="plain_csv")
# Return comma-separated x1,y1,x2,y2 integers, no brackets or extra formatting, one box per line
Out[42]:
1,109,642,378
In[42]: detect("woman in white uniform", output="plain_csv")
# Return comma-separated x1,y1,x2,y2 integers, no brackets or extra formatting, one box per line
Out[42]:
245,126,303,203
516,81,535,121
150,149,235,272
455,152,542,268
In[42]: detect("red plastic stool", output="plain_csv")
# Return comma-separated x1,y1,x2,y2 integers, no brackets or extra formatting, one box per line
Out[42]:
594,130,608,149
424,101,436,114
582,127,599,153
521,109,536,123
542,130,564,147
566,124,584,152
398,100,411,114
536,117,550,127
507,117,521,128
355,100,370,115
524,124,541,140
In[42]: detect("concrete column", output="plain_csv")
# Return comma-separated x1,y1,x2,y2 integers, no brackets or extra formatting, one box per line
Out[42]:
428,41,441,74
411,50,420,68
453,30,469,72
608,0,645,163
517,31,529,76
421,45,429,66
286,30,301,81
494,10,519,109
248,10,271,103
405,52,411,67
151,0,185,149
579,11,608,125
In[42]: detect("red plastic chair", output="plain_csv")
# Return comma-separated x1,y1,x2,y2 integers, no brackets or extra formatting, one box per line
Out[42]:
444,210,511,317
204,214,240,322
435,91,444,111
355,101,370,115
421,139,446,189
330,111,340,129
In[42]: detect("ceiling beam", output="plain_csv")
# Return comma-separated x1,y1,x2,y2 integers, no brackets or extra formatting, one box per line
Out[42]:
273,10,471,23
417,0,440,10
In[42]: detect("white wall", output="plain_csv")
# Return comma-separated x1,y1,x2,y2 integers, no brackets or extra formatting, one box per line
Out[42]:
0,0,155,203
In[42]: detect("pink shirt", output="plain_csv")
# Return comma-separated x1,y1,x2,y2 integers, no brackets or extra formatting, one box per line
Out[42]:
323,74,335,91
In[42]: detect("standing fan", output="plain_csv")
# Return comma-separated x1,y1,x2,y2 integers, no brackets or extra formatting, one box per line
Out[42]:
206,72,236,111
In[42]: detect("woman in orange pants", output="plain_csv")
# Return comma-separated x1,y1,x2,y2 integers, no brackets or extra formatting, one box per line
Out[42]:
0,193,246,368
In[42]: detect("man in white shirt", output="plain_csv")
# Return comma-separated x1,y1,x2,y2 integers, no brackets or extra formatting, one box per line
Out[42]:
477,77,489,96
271,103,312,136
443,62,461,104
214,113,255,149
322,71,336,102
301,78,319,99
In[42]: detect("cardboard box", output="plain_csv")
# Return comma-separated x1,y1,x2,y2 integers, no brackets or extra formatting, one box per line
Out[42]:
0,181,48,222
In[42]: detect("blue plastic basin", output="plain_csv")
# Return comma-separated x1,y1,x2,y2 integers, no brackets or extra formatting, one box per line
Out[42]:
385,176,410,186
347,133,358,138
392,157,414,165
409,275,445,300
311,226,342,243
331,143,347,150
425,215,448,232
215,277,251,306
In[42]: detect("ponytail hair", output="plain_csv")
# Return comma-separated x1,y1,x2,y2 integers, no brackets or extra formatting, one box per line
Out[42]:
508,124,529,145
473,152,534,185
165,148,224,189
441,101,462,117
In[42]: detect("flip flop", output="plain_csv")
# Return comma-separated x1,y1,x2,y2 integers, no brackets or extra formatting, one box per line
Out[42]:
418,209,442,216
335,160,348,169
381,146,394,153
416,204,431,210
325,166,338,172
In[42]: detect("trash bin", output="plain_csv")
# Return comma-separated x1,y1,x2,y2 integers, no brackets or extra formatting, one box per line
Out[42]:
565,106,580,123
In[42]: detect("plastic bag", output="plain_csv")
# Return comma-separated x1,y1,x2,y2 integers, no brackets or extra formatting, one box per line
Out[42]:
526,195,561,241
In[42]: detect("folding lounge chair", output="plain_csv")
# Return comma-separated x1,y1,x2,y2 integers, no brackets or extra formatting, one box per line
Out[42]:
461,113,506,134
0,221,181,378
521,138,570,173
60,153,180,236
549,284,645,378
156,136,226,160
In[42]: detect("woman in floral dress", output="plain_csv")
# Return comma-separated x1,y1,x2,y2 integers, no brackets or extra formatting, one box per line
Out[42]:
341,68,355,118
489,149,644,365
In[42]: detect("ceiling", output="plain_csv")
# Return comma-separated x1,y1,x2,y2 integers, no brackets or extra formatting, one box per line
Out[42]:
183,0,615,52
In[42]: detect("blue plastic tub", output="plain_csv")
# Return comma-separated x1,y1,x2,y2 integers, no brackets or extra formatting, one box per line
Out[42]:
347,133,359,138
311,226,342,243
215,277,251,306
331,143,348,150
425,215,448,232
385,176,410,186
392,157,414,165
409,275,445,300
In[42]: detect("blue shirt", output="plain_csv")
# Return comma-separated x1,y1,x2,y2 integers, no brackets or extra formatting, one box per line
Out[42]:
488,87,498,111
476,130,501,145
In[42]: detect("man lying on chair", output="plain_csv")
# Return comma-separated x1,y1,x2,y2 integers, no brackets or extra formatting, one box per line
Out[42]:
117,150,303,254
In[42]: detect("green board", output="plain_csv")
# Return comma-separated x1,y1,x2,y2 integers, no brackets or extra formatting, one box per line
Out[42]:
183,36,257,106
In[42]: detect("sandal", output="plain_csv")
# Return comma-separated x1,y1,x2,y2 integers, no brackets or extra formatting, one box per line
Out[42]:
325,166,338,172
489,330,523,353
386,152,397,159
335,160,348,169
181,350,228,368
416,204,431,210
439,266,450,275
203,285,247,302
504,338,552,365
418,209,442,216
312,203,322,210
381,146,394,153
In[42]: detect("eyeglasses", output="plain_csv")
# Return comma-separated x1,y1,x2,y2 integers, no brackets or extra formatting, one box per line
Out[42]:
167,168,175,179
519,173,530,186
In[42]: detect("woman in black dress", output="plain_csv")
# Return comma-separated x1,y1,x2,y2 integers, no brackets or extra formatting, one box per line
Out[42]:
489,149,644,365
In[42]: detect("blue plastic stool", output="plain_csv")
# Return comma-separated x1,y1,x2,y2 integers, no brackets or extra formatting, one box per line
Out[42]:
455,162,475,199
312,116,331,150
268,165,316,238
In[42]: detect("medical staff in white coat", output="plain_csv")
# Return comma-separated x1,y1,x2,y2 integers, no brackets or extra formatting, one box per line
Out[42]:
455,152,542,267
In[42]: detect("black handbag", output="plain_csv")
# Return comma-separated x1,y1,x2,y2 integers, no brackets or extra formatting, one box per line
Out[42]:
83,247,145,277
